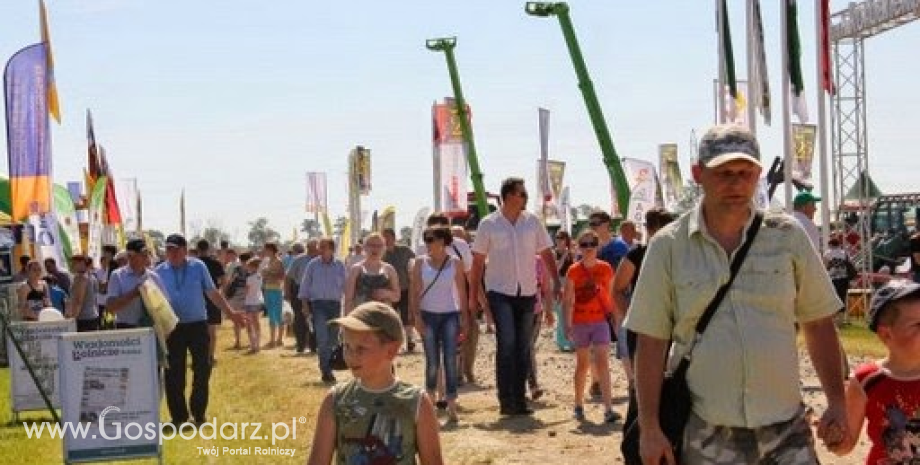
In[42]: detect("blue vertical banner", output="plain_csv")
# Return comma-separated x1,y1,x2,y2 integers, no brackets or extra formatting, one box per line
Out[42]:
4,43,53,222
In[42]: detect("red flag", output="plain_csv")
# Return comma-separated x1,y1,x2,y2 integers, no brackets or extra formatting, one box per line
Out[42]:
820,0,835,94
99,147,122,224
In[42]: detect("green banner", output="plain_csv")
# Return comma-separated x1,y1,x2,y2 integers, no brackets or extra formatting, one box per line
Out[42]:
87,176,107,260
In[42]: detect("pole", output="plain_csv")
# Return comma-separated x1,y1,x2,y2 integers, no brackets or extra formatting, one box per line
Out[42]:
426,39,489,220
815,0,831,251
781,0,795,211
526,3,630,216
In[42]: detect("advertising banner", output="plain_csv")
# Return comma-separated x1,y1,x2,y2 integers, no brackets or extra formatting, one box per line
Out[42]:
58,328,160,462
305,172,328,213
658,144,684,210
7,319,75,411
792,123,817,185
622,158,660,226
433,100,470,215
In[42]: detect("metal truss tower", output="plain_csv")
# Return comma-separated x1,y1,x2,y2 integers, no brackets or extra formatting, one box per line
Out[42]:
829,1,919,273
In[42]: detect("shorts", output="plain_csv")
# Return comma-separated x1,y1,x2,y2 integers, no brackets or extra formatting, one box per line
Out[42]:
396,289,411,325
570,321,611,349
206,305,222,325
682,404,818,464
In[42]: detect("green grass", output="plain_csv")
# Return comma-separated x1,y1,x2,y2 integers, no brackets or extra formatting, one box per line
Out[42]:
837,319,887,359
0,325,327,464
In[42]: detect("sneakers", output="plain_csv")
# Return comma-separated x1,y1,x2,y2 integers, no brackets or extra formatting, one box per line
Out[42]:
604,409,621,423
573,406,586,421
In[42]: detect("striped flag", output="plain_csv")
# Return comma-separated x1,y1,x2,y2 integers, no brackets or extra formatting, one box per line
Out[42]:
786,0,808,122
4,43,53,221
39,0,61,123
749,0,772,125
179,189,186,236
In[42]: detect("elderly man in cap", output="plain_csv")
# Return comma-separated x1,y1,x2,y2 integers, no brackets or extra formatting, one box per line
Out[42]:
154,234,246,427
626,125,849,464
107,239,166,329
793,190,822,252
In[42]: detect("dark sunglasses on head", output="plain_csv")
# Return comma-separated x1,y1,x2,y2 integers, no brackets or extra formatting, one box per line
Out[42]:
579,240,599,248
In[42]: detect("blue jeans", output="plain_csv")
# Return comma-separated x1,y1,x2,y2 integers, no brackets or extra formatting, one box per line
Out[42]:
421,311,460,400
310,300,341,377
487,291,535,409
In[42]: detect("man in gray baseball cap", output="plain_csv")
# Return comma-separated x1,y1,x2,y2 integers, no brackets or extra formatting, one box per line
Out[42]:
625,124,849,463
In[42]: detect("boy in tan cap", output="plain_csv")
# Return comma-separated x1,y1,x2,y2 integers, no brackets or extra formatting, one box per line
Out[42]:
307,302,444,465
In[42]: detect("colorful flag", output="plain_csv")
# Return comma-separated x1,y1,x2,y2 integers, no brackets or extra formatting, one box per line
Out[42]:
819,0,834,94
4,43,53,222
136,189,143,234
370,210,379,233
559,186,572,235
658,144,684,210
749,0,772,125
39,0,60,124
621,158,660,226
786,0,808,122
305,171,328,213
338,220,351,259
53,184,82,256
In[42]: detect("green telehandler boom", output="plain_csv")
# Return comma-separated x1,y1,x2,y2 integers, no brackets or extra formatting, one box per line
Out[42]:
525,2,631,216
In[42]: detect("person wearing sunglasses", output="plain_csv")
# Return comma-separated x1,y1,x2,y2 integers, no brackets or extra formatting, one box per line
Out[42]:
409,226,468,424
564,230,619,424
469,177,561,416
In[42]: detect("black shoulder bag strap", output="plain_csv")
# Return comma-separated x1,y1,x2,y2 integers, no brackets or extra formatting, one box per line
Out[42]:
676,211,764,367
419,256,450,301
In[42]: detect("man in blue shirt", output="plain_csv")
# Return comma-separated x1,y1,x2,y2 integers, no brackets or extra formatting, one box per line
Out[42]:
155,234,246,426
298,237,347,383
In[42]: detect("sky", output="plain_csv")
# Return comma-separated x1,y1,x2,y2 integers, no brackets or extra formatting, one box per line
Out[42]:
1,0,918,244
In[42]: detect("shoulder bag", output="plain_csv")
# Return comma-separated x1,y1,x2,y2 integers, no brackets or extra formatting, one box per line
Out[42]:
621,212,763,464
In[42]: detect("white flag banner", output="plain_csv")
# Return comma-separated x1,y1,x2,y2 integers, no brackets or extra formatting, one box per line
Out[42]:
411,207,432,254
714,79,751,129
622,158,660,226
658,144,684,211
115,178,139,234
538,108,551,201
755,177,771,210
305,172,328,213
438,142,468,215
29,212,67,270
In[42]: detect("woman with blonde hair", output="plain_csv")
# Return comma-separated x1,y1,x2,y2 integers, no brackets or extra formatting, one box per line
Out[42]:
343,233,400,315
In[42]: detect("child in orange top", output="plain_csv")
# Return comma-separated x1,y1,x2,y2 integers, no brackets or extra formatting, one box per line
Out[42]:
837,279,920,463
564,229,619,423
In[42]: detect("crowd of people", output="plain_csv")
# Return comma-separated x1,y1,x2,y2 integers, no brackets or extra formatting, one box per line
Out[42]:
9,124,918,464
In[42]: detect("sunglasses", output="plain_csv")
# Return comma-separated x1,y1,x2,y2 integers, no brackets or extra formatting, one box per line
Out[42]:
423,235,439,243
589,221,607,227
513,190,528,198
579,241,599,249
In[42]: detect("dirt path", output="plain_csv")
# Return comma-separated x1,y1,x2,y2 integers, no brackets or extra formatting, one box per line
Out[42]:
384,323,872,464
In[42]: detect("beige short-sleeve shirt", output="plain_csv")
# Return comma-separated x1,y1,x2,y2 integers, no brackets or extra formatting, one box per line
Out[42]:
624,205,841,428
